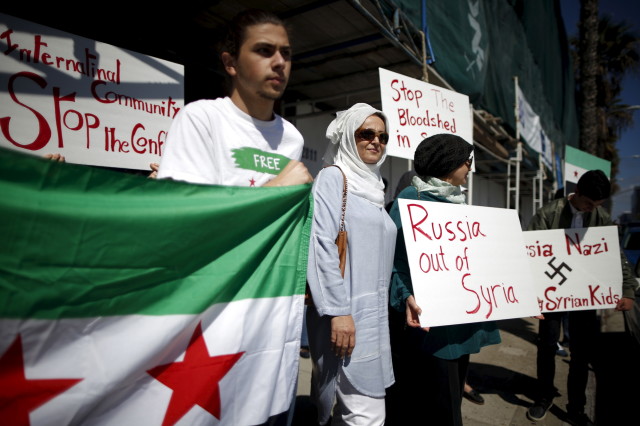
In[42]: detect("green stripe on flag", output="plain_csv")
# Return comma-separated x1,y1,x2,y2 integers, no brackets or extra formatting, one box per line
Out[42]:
0,148,313,319
565,146,611,177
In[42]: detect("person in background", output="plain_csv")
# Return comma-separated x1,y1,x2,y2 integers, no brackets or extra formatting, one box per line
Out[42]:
525,170,638,426
306,103,396,426
386,134,500,426
385,170,416,212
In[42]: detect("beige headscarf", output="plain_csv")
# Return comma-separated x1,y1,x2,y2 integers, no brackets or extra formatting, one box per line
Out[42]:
323,103,388,207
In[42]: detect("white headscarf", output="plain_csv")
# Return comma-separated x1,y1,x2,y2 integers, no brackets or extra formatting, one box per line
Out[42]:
323,103,388,207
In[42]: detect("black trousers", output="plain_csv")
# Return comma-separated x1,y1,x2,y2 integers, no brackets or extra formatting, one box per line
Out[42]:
386,309,469,426
535,310,601,413
566,310,601,414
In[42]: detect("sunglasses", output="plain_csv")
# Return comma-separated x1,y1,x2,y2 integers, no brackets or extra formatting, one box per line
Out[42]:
355,129,389,145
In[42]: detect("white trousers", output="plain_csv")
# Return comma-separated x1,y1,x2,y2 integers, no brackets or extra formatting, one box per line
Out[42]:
329,369,386,426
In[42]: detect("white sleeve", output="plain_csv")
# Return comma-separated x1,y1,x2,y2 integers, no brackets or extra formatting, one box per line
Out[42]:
157,102,219,184
306,167,351,316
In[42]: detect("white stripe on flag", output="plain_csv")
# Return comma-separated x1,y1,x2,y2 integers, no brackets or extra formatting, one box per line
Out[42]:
564,163,588,184
1,295,304,425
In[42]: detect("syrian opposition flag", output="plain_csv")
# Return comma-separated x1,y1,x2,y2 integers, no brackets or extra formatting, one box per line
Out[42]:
0,148,312,425
564,145,611,185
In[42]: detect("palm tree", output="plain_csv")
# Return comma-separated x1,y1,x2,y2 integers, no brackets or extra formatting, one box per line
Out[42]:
577,0,599,155
572,8,640,193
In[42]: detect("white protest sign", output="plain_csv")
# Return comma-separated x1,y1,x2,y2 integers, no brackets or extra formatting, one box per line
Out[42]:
398,199,540,327
379,67,473,160
0,13,184,170
524,226,622,313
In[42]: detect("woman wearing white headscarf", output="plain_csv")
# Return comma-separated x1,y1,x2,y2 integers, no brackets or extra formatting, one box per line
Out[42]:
306,103,396,425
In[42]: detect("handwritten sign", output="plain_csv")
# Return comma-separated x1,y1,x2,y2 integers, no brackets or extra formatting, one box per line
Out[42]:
379,67,473,161
523,226,622,313
0,13,184,170
398,199,540,327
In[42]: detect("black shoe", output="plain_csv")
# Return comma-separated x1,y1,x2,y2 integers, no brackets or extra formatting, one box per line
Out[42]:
463,389,485,405
300,345,310,359
526,399,553,422
567,411,595,426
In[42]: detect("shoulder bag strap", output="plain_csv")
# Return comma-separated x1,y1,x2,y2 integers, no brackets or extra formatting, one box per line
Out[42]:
324,165,348,231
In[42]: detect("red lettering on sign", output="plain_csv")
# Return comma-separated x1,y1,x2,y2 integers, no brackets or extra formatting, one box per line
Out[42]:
0,72,51,150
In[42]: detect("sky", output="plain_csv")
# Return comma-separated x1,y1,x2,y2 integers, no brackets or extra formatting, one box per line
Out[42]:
560,0,640,220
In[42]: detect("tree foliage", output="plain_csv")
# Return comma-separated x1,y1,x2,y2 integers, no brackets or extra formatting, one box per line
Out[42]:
571,9,640,194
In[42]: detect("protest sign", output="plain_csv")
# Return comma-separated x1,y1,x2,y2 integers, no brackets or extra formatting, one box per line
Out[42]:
379,67,473,161
524,226,622,313
397,199,540,327
0,13,184,170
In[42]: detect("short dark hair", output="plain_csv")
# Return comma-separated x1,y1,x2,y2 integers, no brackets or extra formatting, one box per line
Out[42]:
576,169,610,201
222,9,288,57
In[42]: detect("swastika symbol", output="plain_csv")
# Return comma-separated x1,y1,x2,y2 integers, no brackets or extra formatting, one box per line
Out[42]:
544,257,572,286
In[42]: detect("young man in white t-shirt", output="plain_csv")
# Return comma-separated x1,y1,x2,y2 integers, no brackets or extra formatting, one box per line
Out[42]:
157,10,312,426
157,9,312,187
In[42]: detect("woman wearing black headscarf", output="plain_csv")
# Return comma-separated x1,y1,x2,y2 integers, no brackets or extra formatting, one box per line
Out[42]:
385,134,501,426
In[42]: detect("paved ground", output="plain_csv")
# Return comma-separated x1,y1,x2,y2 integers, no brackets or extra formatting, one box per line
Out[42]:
292,309,640,425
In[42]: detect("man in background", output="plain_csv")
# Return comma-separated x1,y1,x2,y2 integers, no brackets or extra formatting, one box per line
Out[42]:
526,170,637,426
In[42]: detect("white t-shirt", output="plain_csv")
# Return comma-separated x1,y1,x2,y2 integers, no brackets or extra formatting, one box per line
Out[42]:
158,97,303,186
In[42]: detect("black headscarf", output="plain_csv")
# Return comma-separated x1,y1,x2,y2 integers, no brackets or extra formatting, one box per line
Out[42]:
414,134,473,179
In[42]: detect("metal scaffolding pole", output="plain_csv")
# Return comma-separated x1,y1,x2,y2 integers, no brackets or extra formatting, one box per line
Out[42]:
532,153,544,215
509,76,521,211
506,142,522,211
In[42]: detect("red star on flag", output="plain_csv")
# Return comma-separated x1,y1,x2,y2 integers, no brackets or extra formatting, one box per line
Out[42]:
249,177,256,187
0,335,82,426
148,322,244,425
574,170,579,178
